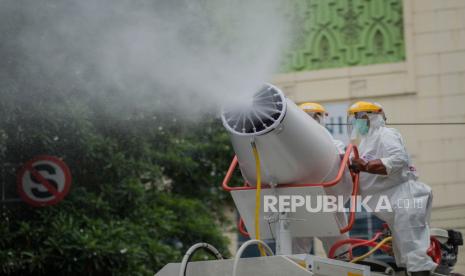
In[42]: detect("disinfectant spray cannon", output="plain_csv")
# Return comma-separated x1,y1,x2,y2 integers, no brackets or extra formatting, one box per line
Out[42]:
221,83,357,256
221,83,342,186
156,84,458,276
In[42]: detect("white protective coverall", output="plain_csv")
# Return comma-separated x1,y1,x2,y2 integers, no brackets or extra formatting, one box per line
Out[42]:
356,114,437,272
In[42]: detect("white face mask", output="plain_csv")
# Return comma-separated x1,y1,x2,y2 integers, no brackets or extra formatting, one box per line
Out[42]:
347,112,385,140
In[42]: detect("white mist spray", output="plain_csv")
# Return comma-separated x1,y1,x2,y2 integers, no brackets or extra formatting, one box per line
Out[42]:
5,0,293,117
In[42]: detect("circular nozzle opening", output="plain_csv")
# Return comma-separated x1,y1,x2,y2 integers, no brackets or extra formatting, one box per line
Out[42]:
221,83,286,136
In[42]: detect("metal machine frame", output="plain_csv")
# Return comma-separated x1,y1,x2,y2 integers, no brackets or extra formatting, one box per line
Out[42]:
222,143,361,237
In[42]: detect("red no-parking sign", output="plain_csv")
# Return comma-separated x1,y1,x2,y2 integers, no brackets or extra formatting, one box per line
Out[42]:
17,155,72,207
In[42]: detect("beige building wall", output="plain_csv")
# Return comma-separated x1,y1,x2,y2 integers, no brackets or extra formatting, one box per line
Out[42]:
272,0,465,272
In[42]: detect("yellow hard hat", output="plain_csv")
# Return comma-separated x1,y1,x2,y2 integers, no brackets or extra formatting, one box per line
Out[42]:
299,102,326,114
347,101,383,115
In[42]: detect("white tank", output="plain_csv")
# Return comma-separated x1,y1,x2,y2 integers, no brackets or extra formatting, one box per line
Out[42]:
221,83,341,186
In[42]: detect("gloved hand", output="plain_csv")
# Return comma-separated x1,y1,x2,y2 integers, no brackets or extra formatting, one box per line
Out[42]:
350,158,388,175
350,157,367,173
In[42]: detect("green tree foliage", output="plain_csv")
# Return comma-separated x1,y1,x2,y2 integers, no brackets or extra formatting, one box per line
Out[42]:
0,1,246,274
0,96,236,275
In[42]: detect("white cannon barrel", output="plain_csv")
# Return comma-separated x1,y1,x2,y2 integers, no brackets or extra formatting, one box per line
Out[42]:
221,83,341,186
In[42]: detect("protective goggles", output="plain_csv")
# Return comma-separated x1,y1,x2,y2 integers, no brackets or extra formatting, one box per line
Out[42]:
347,111,383,138
352,111,371,119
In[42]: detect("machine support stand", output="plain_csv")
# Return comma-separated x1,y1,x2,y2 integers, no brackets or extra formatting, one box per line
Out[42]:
276,211,292,255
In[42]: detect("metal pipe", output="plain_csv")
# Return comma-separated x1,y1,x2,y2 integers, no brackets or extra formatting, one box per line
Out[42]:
232,239,274,276
178,243,223,276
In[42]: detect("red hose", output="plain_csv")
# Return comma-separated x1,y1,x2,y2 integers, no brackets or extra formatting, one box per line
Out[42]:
340,172,359,234
348,232,383,259
331,234,443,264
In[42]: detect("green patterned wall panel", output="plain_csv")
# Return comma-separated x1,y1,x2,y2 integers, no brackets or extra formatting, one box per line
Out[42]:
282,0,405,72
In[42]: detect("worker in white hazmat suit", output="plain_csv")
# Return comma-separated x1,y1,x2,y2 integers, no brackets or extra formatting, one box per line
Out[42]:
297,102,352,256
347,101,436,276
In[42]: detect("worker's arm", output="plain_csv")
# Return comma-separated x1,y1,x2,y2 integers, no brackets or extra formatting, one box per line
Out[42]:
351,129,409,175
378,130,409,175
351,158,387,175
